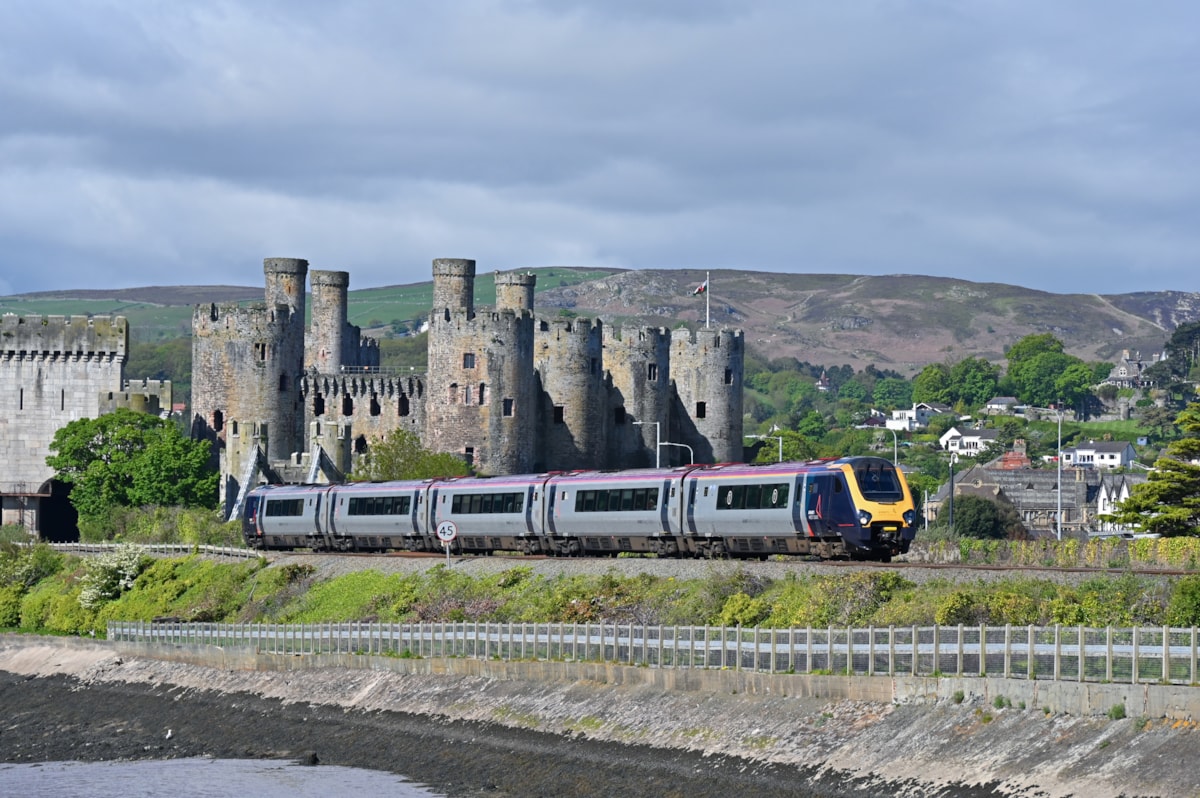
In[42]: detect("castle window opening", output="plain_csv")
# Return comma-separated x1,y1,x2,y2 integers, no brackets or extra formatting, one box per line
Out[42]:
463,352,475,369
478,383,487,404
341,395,354,416
254,342,267,362
503,398,514,417
614,407,626,425
60,389,65,411
212,410,224,432
696,401,707,419
278,375,288,391
370,395,381,416
540,320,549,331
355,435,368,454
449,383,458,404
18,388,22,411
313,395,325,416
648,364,658,381
724,368,733,385
464,447,475,467
231,420,238,436
553,405,565,424
399,395,410,416
462,385,471,405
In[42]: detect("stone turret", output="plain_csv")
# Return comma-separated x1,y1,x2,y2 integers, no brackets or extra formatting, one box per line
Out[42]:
604,326,672,467
495,271,536,313
670,327,744,464
432,258,475,319
308,270,349,373
534,317,606,470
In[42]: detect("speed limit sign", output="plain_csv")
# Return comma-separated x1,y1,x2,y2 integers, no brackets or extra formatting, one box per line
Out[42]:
435,520,458,543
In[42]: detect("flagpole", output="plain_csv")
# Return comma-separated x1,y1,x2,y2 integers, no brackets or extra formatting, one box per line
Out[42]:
705,270,710,329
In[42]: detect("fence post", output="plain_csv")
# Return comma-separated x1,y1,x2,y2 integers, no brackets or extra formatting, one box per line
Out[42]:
1162,625,1170,684
1132,626,1140,684
1106,627,1113,683
932,625,940,675
1078,625,1084,682
1192,627,1197,686
979,624,986,676
888,626,895,677
1054,625,1061,681
911,625,918,677
1003,625,1011,679
1027,625,1034,680
867,626,875,677
957,625,964,677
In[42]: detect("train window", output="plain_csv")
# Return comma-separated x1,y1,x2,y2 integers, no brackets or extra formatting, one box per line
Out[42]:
265,498,304,517
573,487,659,512
620,489,634,511
715,483,790,510
450,492,525,514
348,495,412,516
852,463,904,501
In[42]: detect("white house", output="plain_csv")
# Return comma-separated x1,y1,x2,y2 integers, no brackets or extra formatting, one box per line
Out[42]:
1062,441,1138,470
984,396,1019,414
940,426,1002,455
886,402,952,432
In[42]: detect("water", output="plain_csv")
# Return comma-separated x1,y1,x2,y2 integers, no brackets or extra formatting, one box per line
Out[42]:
0,758,443,797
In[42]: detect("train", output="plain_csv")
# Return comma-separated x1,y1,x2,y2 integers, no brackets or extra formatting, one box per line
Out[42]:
242,456,917,561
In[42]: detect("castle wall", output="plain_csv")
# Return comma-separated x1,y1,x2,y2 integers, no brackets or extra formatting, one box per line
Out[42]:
669,328,745,464
534,317,607,470
0,315,128,496
300,373,426,475
308,270,349,373
603,326,672,468
495,271,536,313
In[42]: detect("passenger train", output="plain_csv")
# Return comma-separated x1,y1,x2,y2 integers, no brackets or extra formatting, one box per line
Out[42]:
242,456,918,561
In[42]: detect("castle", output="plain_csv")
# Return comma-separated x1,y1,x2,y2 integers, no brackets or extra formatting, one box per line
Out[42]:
191,257,745,516
0,314,171,539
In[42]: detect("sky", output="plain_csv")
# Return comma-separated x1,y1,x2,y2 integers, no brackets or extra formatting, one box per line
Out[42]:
1,1,1197,297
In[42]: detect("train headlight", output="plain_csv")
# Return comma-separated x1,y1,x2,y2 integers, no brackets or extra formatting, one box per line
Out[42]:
858,510,872,527
903,510,915,526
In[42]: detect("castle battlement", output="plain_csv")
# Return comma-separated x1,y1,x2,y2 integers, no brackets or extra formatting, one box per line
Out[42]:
1,314,127,355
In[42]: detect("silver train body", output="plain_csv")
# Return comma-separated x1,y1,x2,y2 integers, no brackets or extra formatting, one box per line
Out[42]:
242,457,918,561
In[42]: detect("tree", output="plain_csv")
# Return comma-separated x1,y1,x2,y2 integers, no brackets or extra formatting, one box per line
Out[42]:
750,430,819,464
1139,405,1179,442
951,495,1026,539
45,409,218,524
872,377,913,410
353,429,472,481
1105,402,1200,536
912,363,953,405
948,357,1000,409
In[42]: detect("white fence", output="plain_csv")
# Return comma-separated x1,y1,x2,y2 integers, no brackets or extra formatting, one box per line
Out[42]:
47,543,260,560
107,621,1200,685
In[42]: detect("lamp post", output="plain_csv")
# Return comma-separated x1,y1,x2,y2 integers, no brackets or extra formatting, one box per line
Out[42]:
947,453,957,532
632,421,661,468
660,441,695,465
744,434,783,462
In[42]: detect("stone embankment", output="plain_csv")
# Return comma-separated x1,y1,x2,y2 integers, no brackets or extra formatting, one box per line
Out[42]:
3,634,1200,797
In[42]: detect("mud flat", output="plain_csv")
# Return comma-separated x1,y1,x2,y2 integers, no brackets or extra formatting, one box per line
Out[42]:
2,635,1198,797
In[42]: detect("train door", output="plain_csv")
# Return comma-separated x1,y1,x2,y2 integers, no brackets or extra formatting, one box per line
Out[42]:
803,473,857,538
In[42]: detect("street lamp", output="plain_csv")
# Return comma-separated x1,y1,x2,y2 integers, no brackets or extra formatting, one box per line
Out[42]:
744,434,783,462
632,420,661,468
660,441,695,465
947,452,958,532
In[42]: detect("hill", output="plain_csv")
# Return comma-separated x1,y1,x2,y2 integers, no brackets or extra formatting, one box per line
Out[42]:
4,270,1199,373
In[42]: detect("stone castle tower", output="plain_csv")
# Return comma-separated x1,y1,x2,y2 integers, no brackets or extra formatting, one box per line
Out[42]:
0,314,171,539
193,256,743,514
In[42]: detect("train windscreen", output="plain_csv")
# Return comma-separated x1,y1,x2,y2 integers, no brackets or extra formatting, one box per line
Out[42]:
851,462,904,502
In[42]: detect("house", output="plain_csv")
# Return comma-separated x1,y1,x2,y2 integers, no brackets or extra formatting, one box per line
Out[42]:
984,396,1019,414
886,402,951,432
940,426,1001,455
1061,441,1138,470
926,463,1149,537
1100,350,1161,390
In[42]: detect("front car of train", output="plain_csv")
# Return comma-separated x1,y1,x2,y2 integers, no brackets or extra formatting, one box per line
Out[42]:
834,456,918,560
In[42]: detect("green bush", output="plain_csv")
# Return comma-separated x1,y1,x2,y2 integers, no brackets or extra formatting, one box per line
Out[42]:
1108,703,1127,720
0,584,23,628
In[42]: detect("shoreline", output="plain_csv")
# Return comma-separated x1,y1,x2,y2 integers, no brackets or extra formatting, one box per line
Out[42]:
2,635,1199,797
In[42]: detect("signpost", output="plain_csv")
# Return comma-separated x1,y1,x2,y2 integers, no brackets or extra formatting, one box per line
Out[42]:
435,520,457,566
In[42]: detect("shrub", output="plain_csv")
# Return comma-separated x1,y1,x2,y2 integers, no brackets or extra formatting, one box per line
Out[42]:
79,545,149,610
1108,703,1127,720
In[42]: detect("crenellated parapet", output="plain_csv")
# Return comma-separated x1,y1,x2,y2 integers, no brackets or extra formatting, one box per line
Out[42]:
495,270,537,313
1,314,127,356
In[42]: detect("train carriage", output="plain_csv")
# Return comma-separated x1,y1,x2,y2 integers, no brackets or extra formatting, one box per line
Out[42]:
545,468,692,557
324,479,432,551
429,474,552,555
243,484,335,550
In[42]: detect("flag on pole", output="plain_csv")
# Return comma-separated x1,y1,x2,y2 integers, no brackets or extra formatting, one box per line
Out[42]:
692,279,708,296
